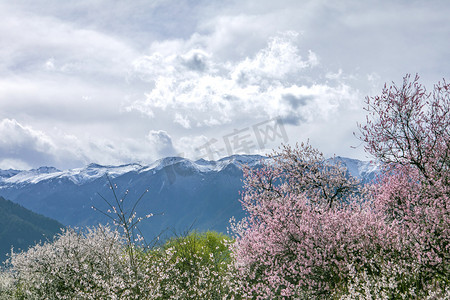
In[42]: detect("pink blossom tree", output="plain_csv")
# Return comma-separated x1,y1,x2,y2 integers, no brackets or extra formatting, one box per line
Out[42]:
359,73,449,186
360,74,449,294
232,74,449,298
232,143,396,298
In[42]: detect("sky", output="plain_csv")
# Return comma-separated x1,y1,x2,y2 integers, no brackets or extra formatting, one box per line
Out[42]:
0,0,449,170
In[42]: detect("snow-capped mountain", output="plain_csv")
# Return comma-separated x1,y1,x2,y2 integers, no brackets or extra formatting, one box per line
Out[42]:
0,155,265,187
0,155,379,240
328,156,381,184
0,169,21,179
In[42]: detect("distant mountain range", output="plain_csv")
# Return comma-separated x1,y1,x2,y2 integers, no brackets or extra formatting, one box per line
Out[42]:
0,196,64,262
0,155,379,243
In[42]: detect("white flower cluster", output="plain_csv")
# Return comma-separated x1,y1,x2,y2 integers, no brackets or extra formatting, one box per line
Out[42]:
0,270,15,300
336,261,450,300
2,225,129,299
0,226,241,299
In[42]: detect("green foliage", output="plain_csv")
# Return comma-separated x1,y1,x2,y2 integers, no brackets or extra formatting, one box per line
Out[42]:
140,231,240,299
162,231,232,265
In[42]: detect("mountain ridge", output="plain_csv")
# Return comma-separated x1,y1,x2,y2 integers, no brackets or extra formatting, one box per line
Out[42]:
0,155,380,240
0,196,64,262
0,154,375,185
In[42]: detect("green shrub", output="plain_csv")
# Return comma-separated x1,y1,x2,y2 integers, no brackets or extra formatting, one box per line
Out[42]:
139,231,242,299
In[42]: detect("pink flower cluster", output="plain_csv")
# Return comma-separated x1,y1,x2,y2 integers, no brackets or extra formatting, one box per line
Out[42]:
232,75,449,298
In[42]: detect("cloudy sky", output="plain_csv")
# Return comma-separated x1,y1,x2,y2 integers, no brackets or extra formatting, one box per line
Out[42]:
0,0,449,170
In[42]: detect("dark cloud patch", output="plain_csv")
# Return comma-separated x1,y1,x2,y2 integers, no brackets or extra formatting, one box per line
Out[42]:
282,94,313,109
222,94,239,101
279,113,305,126
181,51,209,72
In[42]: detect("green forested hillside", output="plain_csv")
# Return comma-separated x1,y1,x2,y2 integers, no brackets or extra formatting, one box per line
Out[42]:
0,196,64,262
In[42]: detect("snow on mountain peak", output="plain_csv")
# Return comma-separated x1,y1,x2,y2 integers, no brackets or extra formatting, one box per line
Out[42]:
0,169,21,179
0,163,144,186
34,166,61,174
328,156,380,182
0,155,380,187
66,163,144,185
1,168,64,185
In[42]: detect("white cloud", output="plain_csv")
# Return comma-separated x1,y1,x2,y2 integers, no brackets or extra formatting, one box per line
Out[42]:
230,32,314,84
0,119,178,169
147,130,175,154
0,119,54,152
128,31,355,129
0,0,448,168
174,113,191,129
0,3,137,80
0,119,57,166
176,135,221,161
0,158,31,170
44,58,56,71
64,131,179,168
